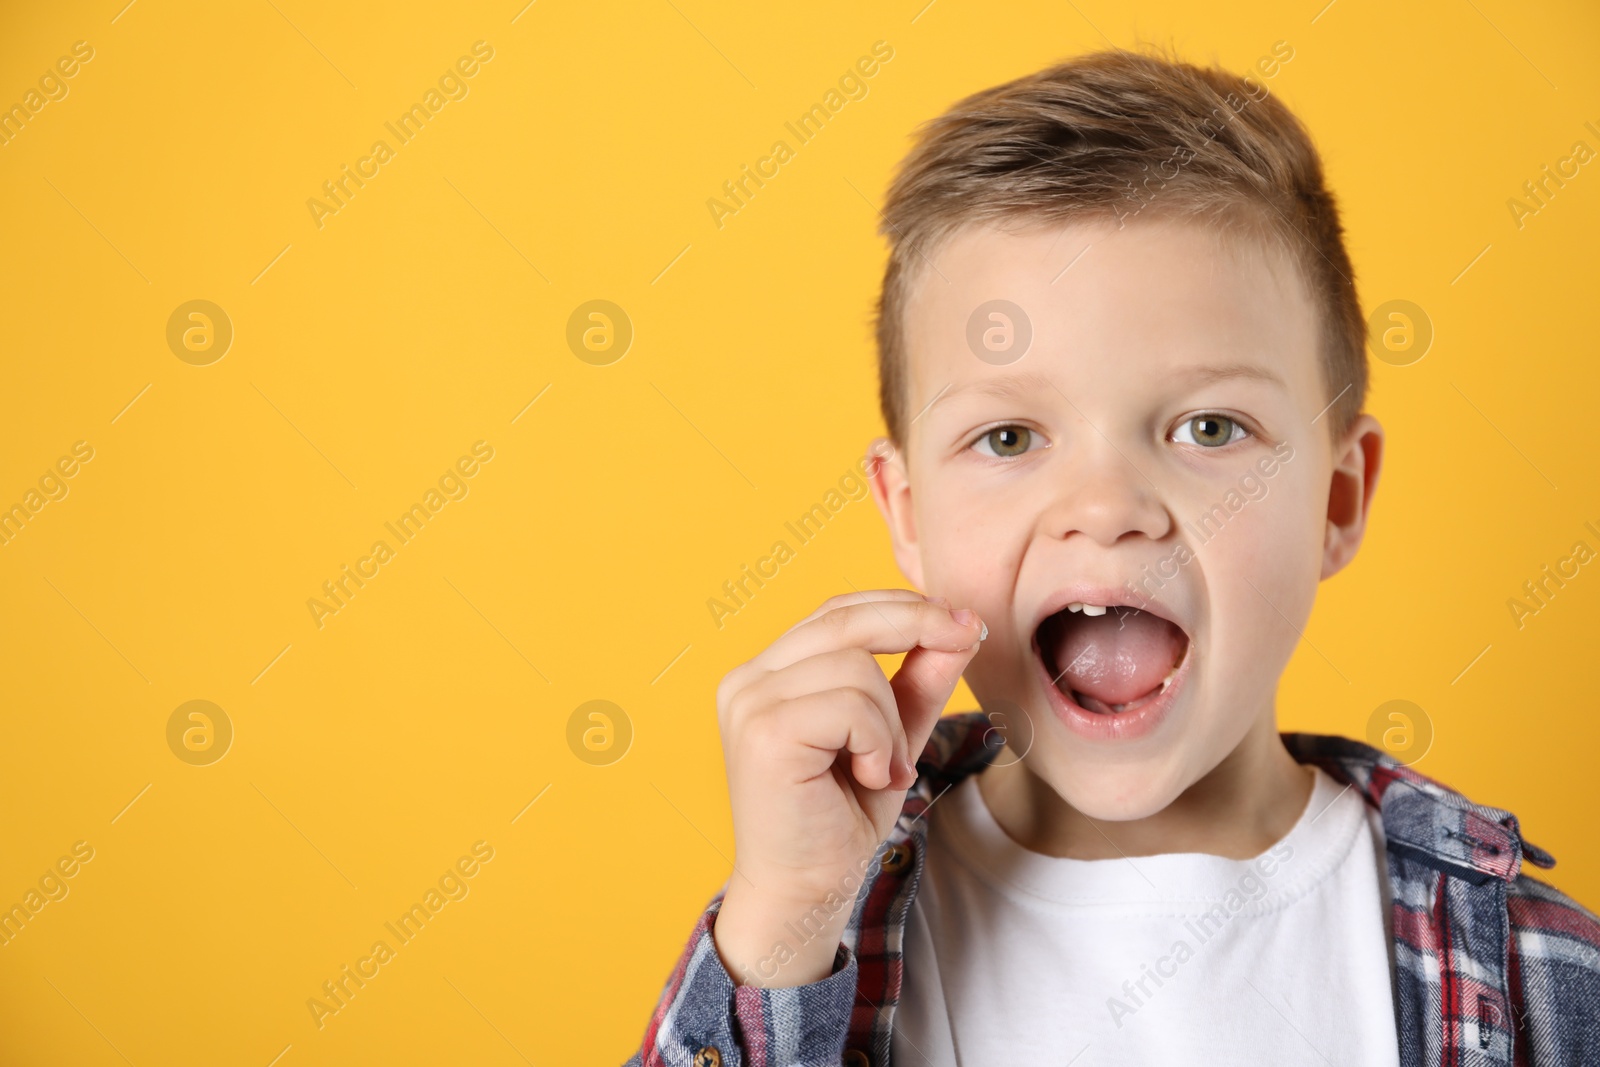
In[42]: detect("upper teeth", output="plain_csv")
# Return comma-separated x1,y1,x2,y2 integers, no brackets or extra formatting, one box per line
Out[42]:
1068,602,1108,616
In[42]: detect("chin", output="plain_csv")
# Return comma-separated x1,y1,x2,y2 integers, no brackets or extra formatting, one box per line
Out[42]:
1023,739,1197,822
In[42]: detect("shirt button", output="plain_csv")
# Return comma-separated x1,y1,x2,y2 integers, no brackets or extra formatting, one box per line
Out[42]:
880,841,913,875
843,1050,872,1067
693,1047,722,1067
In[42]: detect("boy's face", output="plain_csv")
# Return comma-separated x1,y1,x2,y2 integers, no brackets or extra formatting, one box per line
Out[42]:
872,215,1381,821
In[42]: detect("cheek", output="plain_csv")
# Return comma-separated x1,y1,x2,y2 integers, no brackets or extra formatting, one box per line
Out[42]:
1240,474,1328,586
916,496,1022,605
914,491,1037,700
1190,481,1322,674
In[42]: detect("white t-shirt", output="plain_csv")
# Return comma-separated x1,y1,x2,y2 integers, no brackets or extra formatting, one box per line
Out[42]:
893,766,1400,1066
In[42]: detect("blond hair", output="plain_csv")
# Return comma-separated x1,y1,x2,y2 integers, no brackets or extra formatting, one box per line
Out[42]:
874,46,1365,442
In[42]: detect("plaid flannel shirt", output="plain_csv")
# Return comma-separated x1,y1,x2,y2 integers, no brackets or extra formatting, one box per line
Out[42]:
629,711,1600,1066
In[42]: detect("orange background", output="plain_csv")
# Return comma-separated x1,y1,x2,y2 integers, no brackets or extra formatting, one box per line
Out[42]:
0,0,1596,1062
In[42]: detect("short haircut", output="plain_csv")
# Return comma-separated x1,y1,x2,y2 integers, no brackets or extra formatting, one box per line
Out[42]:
873,46,1366,444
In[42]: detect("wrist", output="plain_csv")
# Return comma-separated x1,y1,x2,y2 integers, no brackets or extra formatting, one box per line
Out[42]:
713,881,851,988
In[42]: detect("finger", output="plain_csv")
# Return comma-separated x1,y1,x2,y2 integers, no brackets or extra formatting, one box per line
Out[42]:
891,641,984,769
721,591,939,733
757,600,984,673
745,687,898,790
784,589,934,635
749,648,905,779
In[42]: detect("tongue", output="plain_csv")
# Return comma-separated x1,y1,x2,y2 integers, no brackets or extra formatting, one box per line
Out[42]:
1046,608,1186,708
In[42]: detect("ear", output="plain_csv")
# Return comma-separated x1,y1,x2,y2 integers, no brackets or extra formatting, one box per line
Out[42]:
866,436,925,589
1322,413,1384,580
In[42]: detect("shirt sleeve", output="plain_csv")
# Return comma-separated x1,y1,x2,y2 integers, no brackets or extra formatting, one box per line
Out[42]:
626,897,859,1067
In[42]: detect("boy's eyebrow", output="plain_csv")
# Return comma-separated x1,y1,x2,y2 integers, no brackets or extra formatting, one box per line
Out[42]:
925,362,1287,415
926,371,1060,411
1172,362,1289,389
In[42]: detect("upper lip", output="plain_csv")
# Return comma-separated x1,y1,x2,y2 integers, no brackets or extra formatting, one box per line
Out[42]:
1028,582,1192,642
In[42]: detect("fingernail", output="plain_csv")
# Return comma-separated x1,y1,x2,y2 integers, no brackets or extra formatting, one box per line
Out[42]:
952,608,976,626
979,622,988,641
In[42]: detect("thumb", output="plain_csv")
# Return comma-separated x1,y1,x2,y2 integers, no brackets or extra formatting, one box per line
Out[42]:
890,641,982,767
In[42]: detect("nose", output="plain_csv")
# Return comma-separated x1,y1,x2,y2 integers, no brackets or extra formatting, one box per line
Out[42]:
1041,440,1172,547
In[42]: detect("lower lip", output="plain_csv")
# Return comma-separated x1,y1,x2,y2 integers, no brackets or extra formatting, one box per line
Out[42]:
1034,638,1193,742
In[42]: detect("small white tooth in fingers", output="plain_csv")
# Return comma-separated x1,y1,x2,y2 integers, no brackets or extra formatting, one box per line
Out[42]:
1068,602,1085,613
1082,604,1107,617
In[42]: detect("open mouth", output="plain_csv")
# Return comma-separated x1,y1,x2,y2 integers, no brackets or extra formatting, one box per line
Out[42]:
1035,601,1191,715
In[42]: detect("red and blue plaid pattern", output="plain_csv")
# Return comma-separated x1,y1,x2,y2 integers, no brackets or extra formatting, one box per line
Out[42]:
630,712,1600,1066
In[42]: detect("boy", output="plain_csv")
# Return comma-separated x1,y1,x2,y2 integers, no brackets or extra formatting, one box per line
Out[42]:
630,47,1600,1066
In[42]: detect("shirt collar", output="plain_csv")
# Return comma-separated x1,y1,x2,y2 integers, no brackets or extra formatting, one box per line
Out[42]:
1282,731,1554,883
914,711,1554,885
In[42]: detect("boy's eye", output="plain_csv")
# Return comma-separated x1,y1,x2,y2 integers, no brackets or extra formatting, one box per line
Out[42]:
1172,414,1246,448
973,426,1037,458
